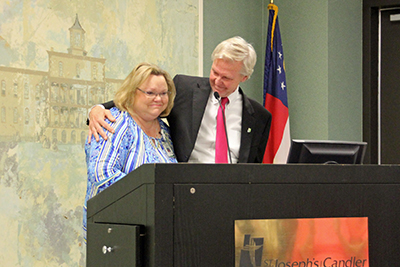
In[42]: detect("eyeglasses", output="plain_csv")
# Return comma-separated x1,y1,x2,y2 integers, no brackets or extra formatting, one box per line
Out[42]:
137,88,171,99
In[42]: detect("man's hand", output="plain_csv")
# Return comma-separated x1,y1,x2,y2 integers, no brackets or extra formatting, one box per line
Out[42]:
88,106,116,143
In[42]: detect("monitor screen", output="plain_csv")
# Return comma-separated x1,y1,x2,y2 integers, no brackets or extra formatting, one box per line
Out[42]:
287,140,367,164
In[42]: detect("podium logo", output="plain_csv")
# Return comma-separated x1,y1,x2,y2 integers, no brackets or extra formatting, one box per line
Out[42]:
239,234,264,267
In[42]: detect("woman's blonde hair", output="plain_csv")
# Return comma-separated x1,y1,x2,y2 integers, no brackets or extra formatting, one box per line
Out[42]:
114,62,176,117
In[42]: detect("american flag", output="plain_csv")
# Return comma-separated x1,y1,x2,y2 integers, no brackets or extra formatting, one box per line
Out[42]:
263,3,291,164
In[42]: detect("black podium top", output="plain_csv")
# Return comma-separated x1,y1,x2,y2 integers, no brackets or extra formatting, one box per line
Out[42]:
87,163,400,218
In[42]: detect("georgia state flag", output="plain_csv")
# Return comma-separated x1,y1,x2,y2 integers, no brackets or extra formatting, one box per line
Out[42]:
263,3,291,164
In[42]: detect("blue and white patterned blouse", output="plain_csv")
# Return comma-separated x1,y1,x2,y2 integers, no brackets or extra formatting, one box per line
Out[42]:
82,107,177,241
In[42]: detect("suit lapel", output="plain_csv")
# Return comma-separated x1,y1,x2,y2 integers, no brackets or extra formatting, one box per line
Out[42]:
191,79,211,141
239,88,255,163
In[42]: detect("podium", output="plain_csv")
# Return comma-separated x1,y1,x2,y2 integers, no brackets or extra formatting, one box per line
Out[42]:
86,163,400,266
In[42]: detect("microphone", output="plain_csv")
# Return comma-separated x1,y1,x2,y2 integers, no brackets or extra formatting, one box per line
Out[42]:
214,92,232,163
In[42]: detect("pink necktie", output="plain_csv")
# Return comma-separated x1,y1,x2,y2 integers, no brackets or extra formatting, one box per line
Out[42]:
215,97,229,163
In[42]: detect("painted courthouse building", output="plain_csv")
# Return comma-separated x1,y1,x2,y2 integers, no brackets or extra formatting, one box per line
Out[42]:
0,15,123,148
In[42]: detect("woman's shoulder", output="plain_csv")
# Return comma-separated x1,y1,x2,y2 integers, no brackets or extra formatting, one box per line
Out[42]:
159,118,170,130
110,107,130,122
159,118,172,139
110,107,122,117
108,108,136,131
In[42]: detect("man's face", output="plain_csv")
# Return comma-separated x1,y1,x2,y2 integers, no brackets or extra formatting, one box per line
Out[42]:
209,58,248,98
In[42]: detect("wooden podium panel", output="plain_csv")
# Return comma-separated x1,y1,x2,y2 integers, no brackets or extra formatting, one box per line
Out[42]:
87,223,143,266
87,164,400,266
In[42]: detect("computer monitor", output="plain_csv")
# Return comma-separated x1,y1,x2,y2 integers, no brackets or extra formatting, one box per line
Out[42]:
287,139,367,164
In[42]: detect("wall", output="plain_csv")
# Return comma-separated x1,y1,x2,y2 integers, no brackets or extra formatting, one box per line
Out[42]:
203,0,362,141
276,0,363,141
328,1,363,141
203,0,264,101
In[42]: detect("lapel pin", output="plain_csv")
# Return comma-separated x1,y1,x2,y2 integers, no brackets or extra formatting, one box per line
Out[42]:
247,128,251,133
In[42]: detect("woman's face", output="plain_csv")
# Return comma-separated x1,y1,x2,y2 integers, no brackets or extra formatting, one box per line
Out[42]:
132,74,169,121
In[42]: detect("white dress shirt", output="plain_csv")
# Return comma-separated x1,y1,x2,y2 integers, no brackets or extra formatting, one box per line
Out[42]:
188,87,242,163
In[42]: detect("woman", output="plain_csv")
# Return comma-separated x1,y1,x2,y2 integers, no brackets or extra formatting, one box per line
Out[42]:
83,63,177,241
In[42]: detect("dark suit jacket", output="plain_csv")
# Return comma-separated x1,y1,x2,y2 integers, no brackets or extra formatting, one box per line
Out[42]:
169,75,271,163
102,74,272,163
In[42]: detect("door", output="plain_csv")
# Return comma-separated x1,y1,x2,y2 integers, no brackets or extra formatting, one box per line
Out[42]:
380,8,400,164
363,0,400,164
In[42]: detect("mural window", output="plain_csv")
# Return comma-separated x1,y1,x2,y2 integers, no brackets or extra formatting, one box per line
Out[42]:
97,87,105,104
78,108,86,128
24,108,30,124
41,83,48,101
14,83,18,97
35,85,40,100
51,83,59,102
52,129,58,142
60,107,69,127
1,107,6,123
75,32,81,47
36,108,40,124
89,87,97,105
68,107,73,127
71,130,76,143
69,107,76,128
24,83,29,99
1,80,5,96
69,86,76,104
76,85,87,105
59,61,63,77
106,84,115,100
92,64,97,80
13,108,18,123
77,89,82,105
62,130,67,143
76,64,80,78
60,83,68,104
81,131,86,145
52,106,60,126
88,87,103,105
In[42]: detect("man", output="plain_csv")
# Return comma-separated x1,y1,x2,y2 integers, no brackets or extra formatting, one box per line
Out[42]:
88,36,272,163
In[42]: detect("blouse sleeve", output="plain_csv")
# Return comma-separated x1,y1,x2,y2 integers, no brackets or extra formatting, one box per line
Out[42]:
85,109,132,197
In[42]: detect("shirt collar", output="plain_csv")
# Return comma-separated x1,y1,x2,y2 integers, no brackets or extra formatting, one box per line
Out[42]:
210,85,240,105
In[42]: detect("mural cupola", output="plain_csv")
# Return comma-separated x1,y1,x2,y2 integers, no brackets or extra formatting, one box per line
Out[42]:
68,14,87,56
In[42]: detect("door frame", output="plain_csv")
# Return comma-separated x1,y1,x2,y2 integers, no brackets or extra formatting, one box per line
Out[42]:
363,0,400,163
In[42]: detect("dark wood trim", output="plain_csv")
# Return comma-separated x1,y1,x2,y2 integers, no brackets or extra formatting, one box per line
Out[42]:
362,0,400,163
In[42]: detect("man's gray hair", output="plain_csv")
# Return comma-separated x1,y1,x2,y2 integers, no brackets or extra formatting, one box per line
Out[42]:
211,36,257,78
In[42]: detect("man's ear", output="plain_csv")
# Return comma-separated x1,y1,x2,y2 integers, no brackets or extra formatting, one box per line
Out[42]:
241,75,249,83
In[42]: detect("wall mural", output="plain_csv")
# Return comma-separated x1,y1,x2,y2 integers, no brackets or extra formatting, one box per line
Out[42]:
0,1,199,265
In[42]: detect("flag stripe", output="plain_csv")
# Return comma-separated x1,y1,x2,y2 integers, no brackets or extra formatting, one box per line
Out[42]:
273,120,291,163
264,94,289,162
